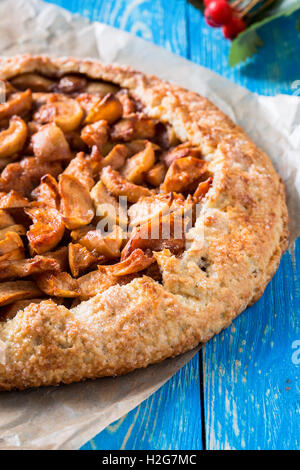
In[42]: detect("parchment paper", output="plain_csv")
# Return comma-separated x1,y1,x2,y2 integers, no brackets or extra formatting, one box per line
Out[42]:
0,0,299,450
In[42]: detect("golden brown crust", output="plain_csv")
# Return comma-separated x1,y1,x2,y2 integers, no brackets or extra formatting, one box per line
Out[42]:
0,55,288,391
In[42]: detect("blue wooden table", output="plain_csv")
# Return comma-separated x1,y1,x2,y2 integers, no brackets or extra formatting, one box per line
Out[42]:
46,0,300,451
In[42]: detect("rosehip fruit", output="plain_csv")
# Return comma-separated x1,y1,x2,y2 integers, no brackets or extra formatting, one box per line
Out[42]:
204,0,232,28
222,16,246,39
205,15,220,28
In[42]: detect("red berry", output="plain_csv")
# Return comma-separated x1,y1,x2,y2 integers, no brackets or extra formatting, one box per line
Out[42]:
205,15,219,28
204,0,232,28
222,16,246,39
203,0,214,6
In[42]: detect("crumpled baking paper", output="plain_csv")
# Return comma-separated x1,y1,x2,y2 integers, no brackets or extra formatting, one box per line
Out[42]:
0,0,299,450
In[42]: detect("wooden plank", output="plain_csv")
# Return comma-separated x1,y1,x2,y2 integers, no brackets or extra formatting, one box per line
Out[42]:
187,2,300,450
82,355,202,450
202,247,300,450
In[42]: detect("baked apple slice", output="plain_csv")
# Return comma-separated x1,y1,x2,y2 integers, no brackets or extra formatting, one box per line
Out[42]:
101,166,153,203
81,120,108,150
36,272,80,298
11,73,54,92
90,180,128,227
0,190,30,209
145,162,167,187
121,141,155,184
68,243,104,278
33,93,84,132
0,231,24,262
43,246,69,271
116,89,136,116
0,209,15,229
102,144,128,170
0,156,62,196
160,143,202,167
0,224,26,239
125,139,160,157
85,145,104,176
56,75,87,94
63,152,94,191
0,255,60,281
59,174,94,229
85,81,119,96
0,280,42,307
0,116,27,159
84,93,123,124
162,157,208,193
31,174,60,209
25,206,65,254
111,114,156,141
128,192,186,228
122,211,188,259
32,123,73,162
193,176,213,201
99,249,154,277
78,269,118,301
0,89,32,121
78,225,124,259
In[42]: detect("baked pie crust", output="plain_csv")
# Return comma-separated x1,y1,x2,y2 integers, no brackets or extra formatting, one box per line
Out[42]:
0,55,288,391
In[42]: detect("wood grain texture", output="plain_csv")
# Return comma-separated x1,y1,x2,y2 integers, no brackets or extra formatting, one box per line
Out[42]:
203,248,300,450
82,355,202,450
45,0,300,450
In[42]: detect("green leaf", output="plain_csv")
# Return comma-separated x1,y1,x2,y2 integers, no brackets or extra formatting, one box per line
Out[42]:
229,0,300,66
297,14,300,32
229,31,264,66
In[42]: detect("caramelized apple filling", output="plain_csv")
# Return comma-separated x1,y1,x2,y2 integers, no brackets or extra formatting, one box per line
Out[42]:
0,72,213,319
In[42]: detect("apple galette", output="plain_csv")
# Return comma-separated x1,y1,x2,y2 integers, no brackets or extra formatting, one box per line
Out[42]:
0,56,288,390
